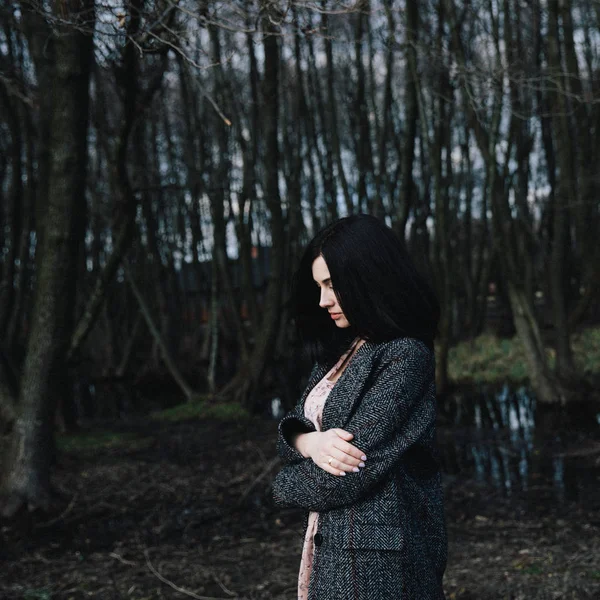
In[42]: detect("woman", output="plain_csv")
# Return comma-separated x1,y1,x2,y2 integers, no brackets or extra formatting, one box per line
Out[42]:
272,214,447,600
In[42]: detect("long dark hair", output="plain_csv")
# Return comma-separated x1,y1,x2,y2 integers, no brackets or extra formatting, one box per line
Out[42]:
292,214,440,363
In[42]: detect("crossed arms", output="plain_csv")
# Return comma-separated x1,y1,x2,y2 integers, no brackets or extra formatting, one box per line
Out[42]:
271,344,436,512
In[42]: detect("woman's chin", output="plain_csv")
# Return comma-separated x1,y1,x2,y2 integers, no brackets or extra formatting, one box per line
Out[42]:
335,320,351,328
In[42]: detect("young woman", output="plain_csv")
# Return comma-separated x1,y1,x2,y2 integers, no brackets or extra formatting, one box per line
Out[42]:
272,214,447,599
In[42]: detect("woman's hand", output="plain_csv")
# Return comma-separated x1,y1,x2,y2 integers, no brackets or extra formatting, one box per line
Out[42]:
293,430,367,476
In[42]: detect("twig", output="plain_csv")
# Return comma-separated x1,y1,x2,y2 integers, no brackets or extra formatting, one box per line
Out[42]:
144,549,235,600
110,552,138,566
34,494,78,529
237,456,280,507
247,441,267,465
210,570,237,597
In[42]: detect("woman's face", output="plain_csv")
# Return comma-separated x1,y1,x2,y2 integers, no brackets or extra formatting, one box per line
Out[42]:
312,255,350,328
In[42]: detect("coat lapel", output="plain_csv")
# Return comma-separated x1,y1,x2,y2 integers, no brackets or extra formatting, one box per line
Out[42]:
321,340,378,431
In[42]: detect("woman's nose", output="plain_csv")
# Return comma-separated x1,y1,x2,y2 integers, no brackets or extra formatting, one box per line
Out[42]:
319,288,334,308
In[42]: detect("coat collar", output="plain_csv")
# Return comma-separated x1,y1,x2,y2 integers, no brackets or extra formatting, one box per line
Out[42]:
300,340,380,430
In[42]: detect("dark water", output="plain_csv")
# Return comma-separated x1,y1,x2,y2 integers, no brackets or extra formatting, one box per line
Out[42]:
438,385,600,504
83,378,600,505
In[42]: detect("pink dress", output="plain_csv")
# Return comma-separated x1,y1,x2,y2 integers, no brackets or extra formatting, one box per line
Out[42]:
298,337,363,600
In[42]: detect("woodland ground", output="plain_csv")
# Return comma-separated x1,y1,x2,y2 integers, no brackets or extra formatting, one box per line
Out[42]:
446,326,600,385
1,409,599,600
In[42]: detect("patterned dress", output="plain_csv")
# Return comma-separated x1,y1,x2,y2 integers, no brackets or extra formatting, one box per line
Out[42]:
298,337,363,600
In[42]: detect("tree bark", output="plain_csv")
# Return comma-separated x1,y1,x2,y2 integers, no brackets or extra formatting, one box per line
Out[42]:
323,3,352,215
67,2,166,362
353,2,372,212
124,263,196,402
115,310,142,379
0,85,22,339
431,4,453,395
5,107,36,350
1,0,95,516
547,0,577,380
207,24,249,361
220,8,285,412
444,0,568,404
0,349,17,427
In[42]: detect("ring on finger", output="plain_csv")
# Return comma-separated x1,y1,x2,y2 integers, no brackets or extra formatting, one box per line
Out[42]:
327,456,333,465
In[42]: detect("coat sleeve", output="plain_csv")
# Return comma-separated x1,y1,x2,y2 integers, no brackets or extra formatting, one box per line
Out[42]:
271,343,436,512
276,406,316,464
276,364,320,464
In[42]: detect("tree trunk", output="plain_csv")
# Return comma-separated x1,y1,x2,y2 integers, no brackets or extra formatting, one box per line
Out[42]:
304,10,335,222
395,0,419,236
547,0,577,380
353,3,372,212
444,0,570,404
220,8,285,412
115,310,143,379
1,0,95,516
67,2,166,362
207,25,248,361
374,0,395,220
0,351,17,427
124,263,196,402
323,3,352,215
507,282,563,403
207,255,219,393
431,5,453,396
0,88,22,339
6,109,36,350
20,4,54,261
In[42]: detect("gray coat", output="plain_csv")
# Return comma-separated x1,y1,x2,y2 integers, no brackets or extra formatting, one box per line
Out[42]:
272,337,447,599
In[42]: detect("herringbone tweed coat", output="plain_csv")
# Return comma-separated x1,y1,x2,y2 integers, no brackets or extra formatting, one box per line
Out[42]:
272,337,447,599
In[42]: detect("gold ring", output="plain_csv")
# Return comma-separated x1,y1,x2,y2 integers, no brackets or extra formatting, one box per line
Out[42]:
328,456,333,465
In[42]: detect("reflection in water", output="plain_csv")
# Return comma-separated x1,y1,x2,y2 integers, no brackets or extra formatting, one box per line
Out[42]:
439,385,600,503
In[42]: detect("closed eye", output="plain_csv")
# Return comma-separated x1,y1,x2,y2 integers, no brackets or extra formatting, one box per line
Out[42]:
315,279,333,289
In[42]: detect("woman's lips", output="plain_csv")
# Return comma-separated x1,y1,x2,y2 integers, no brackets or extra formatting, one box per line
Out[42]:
330,313,342,320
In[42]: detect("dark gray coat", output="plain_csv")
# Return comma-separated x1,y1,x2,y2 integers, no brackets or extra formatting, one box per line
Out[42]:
272,337,447,599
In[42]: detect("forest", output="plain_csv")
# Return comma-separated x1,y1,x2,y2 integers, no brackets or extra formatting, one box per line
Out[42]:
1,1,599,598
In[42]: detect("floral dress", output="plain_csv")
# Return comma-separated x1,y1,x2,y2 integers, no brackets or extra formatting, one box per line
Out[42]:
298,337,363,600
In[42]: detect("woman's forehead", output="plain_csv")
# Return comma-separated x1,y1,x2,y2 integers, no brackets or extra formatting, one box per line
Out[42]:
311,255,330,281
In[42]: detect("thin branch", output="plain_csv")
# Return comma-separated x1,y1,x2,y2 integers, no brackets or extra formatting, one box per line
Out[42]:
144,549,236,600
34,494,79,529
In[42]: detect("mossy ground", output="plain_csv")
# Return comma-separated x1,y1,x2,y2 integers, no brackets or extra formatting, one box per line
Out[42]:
150,399,249,423
445,325,600,385
55,400,249,453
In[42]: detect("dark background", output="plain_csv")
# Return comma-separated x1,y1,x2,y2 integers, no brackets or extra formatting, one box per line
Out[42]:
0,1,599,598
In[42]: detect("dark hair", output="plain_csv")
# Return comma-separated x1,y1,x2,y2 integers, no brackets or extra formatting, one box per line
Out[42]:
292,214,440,363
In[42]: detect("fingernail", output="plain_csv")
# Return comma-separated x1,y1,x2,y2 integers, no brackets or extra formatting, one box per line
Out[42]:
339,471,346,476
358,462,365,468
361,455,367,461
352,467,360,473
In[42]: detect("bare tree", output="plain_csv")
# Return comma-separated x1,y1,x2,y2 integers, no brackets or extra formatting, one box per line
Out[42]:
1,0,95,515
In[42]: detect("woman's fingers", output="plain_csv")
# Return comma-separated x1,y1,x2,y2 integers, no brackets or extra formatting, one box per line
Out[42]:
335,439,367,461
331,428,354,441
319,455,348,476
328,447,364,471
323,439,367,474
309,429,367,476
332,429,367,461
